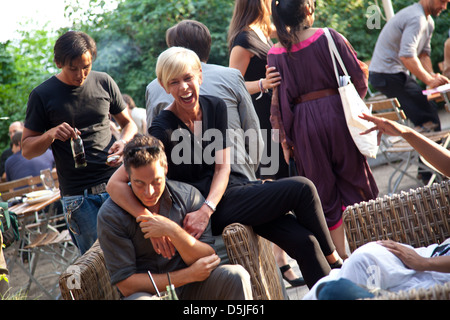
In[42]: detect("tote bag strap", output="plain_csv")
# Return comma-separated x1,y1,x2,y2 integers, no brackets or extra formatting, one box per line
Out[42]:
323,28,349,86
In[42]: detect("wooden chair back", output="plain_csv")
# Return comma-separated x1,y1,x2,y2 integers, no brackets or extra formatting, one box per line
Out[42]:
0,171,59,201
365,98,406,123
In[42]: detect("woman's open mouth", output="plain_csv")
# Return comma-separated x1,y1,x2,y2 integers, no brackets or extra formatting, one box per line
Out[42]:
180,92,194,103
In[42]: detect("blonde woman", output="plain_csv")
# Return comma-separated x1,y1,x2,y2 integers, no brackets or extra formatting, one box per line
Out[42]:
107,47,344,289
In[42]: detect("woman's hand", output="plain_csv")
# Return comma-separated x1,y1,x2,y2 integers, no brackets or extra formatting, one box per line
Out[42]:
263,66,281,91
359,113,405,145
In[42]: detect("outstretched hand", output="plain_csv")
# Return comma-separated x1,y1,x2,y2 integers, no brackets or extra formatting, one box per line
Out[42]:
359,113,405,145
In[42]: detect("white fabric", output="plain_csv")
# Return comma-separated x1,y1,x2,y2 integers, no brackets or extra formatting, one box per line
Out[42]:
131,107,147,134
323,28,378,158
303,239,450,300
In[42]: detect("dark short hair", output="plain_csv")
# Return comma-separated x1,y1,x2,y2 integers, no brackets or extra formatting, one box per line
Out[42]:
54,31,97,66
165,20,211,62
123,134,168,175
11,131,22,147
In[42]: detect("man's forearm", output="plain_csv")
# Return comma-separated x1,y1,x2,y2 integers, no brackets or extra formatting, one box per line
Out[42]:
166,221,215,265
400,56,434,85
117,267,195,297
21,129,54,159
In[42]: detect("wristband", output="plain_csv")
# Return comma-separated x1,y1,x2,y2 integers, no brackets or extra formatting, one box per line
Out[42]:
204,200,216,212
256,78,269,100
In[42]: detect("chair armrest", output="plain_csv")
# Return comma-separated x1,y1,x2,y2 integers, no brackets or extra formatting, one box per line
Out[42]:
222,223,284,300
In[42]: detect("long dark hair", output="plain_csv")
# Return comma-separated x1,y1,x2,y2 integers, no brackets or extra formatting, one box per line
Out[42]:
272,0,309,52
227,0,272,53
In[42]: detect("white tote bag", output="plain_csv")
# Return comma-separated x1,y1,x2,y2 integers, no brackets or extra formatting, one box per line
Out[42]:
323,28,378,158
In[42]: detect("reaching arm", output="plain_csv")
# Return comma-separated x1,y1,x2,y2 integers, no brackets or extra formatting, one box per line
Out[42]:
229,46,281,95
106,110,138,166
183,147,231,239
360,113,450,176
400,55,449,88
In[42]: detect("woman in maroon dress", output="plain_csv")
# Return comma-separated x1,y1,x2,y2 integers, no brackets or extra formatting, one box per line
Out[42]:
268,0,378,258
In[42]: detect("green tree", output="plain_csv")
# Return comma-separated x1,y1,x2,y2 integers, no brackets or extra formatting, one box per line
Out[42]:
315,0,449,70
68,0,235,107
0,30,56,151
1,0,448,150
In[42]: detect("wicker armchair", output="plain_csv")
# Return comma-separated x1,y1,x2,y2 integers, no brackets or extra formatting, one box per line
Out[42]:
343,180,450,300
222,223,284,300
59,240,120,300
60,224,284,300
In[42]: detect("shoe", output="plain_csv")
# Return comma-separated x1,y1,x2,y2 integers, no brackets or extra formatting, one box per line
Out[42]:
329,258,343,269
279,264,306,287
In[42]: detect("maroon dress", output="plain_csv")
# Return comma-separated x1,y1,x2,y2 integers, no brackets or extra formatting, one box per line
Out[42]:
268,28,378,229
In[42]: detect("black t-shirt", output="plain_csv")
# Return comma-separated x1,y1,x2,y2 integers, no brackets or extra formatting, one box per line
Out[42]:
25,71,126,195
149,95,248,198
232,30,272,83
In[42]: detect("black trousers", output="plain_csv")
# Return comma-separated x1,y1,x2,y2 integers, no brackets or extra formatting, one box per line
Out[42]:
212,176,335,288
369,72,441,129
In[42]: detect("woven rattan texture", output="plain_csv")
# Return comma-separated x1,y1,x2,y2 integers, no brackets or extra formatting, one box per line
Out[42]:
59,240,119,300
344,180,450,300
368,282,450,300
344,181,449,253
222,223,284,300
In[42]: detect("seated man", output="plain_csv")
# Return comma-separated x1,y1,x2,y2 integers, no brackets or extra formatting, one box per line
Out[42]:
97,134,252,300
4,132,54,181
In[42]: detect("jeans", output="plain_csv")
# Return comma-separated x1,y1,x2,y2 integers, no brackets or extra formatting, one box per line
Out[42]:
61,191,110,254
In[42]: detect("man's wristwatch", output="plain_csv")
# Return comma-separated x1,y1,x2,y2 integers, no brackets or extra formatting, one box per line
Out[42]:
204,200,216,212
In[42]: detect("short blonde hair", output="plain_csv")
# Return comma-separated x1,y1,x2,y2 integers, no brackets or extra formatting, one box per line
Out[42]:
156,46,202,89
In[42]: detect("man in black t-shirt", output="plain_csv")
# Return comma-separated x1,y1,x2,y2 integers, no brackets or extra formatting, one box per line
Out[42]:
22,31,137,254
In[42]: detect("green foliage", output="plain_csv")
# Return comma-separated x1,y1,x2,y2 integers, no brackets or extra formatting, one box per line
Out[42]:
315,0,449,69
0,30,56,151
68,0,235,107
0,0,448,143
